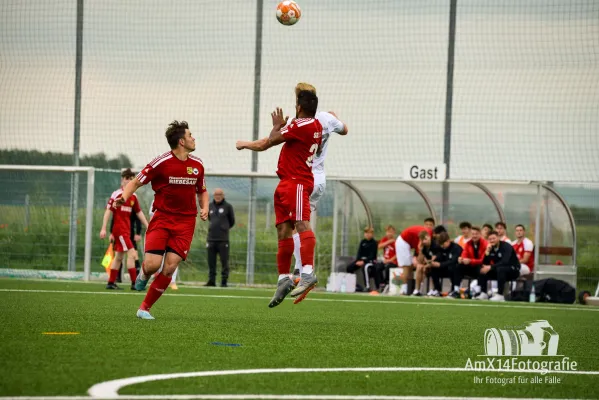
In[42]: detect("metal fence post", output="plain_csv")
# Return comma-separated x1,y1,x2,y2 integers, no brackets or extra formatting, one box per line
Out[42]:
83,168,95,281
533,183,542,282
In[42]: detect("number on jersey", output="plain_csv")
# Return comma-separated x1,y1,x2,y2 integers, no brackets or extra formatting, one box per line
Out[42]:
306,144,318,167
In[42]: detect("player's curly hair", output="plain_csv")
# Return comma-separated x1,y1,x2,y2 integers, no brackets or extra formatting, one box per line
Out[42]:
165,120,189,149
121,168,135,179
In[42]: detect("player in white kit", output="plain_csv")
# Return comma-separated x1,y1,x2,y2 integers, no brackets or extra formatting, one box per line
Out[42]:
289,83,348,302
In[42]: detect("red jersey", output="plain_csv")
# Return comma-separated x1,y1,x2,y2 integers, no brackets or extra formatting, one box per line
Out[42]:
379,237,397,265
107,189,141,236
136,151,207,216
462,238,488,267
400,226,433,249
512,238,535,271
277,118,323,184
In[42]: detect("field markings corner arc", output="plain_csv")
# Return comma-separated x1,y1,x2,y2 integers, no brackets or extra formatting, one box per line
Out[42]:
86,367,599,399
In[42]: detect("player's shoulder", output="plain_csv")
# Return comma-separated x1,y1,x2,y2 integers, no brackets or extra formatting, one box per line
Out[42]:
148,151,174,168
110,188,124,199
293,117,316,127
523,237,534,247
188,154,204,167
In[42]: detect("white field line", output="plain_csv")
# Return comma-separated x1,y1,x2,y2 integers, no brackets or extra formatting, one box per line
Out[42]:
0,288,597,313
0,396,592,400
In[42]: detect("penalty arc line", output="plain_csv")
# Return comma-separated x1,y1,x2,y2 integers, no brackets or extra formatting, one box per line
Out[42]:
0,288,597,313
86,367,599,399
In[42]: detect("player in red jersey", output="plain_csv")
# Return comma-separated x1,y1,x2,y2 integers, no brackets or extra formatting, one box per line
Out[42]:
100,168,149,290
394,225,434,295
236,91,322,307
116,121,209,319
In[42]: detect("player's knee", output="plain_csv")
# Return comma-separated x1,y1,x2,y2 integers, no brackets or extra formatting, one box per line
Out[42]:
294,220,311,233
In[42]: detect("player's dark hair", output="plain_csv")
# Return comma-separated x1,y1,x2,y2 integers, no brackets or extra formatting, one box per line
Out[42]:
495,221,507,229
471,226,481,232
297,90,318,117
516,224,526,231
418,230,430,240
386,225,396,231
433,225,447,235
482,223,493,231
459,221,472,229
436,232,450,245
121,168,135,179
488,230,499,237
165,120,189,149
424,217,435,225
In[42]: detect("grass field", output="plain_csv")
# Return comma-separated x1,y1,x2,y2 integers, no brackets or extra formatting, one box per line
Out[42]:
1,278,598,399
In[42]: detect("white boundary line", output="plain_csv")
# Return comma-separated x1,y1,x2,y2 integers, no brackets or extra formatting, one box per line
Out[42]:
0,396,590,400
85,367,599,398
0,288,597,313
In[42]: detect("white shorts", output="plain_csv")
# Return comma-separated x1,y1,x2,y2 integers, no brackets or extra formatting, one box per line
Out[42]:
395,236,413,267
310,182,326,211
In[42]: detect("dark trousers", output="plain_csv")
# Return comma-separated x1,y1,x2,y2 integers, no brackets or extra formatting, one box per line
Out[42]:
453,265,481,289
207,241,230,283
374,262,397,288
346,260,378,290
428,265,452,292
479,266,520,294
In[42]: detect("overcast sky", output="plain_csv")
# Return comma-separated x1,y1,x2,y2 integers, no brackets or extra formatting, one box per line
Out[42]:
1,0,598,182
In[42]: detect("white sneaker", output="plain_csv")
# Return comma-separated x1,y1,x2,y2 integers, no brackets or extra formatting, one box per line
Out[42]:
490,294,505,302
474,292,489,300
426,289,435,296
428,290,440,297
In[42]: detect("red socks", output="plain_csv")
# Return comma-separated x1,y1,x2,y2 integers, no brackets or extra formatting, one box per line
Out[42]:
108,268,119,284
127,268,137,283
277,238,295,275
140,273,171,311
299,231,316,266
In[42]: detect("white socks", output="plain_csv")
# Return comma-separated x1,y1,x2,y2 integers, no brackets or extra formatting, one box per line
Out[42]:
302,265,314,275
292,232,302,272
278,274,289,282
400,284,408,295
171,267,178,283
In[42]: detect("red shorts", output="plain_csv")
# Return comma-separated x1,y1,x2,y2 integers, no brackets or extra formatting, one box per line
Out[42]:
145,210,196,260
274,179,313,226
113,234,134,253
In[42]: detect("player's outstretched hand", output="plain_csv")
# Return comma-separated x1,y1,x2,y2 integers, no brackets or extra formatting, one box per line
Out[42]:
271,107,287,128
200,208,209,221
109,234,115,243
115,196,126,206
236,141,246,150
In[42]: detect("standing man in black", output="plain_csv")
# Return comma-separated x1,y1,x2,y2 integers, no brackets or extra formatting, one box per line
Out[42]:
474,230,520,302
206,188,235,287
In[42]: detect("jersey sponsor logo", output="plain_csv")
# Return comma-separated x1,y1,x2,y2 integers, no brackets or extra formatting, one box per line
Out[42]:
117,205,133,213
169,176,198,185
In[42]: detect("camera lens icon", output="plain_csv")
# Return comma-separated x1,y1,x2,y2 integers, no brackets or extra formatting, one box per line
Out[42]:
484,320,559,356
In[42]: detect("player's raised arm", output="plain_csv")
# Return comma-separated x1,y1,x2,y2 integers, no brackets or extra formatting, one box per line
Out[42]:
236,137,271,152
268,107,289,146
117,177,144,206
328,111,348,135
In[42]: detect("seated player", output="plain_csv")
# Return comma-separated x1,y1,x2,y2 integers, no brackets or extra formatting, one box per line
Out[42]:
394,224,434,295
511,224,535,276
100,169,149,290
474,230,521,301
346,227,378,292
457,226,487,294
454,221,472,248
495,221,510,242
428,232,463,298
374,225,397,292
413,230,436,296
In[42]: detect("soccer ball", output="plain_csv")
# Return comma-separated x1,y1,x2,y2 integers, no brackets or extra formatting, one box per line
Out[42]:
276,1,301,26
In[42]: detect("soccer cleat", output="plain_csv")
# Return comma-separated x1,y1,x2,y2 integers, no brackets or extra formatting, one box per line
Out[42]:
447,291,460,299
204,281,216,287
106,283,123,290
134,273,149,291
170,283,178,290
130,284,137,291
293,283,316,304
268,276,294,308
428,290,441,297
136,309,155,320
290,273,318,299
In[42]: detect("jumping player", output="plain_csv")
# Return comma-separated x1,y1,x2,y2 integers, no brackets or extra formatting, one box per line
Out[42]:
100,169,149,290
236,91,323,307
116,120,209,319
287,83,348,298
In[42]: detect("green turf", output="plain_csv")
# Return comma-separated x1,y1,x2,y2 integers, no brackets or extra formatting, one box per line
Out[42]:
0,278,598,398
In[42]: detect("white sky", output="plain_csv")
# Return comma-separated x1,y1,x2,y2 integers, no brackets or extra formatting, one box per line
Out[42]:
1,0,598,181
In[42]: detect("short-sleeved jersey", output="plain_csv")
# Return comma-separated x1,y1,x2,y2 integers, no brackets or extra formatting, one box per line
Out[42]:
107,189,141,236
312,112,345,174
400,226,433,249
454,235,471,248
379,237,397,265
277,118,323,184
136,151,207,216
512,238,535,270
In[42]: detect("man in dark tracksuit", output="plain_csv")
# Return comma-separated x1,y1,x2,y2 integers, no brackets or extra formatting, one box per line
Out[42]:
428,232,463,297
110,203,142,282
346,227,378,292
206,188,235,287
475,230,520,301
